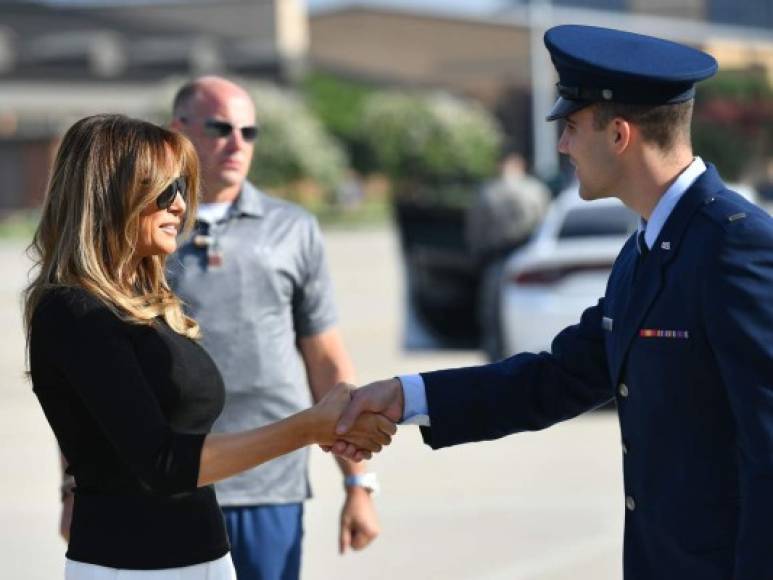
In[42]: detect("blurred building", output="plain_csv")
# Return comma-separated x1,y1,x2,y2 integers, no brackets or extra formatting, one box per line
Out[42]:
2,0,771,209
0,0,309,209
309,0,773,176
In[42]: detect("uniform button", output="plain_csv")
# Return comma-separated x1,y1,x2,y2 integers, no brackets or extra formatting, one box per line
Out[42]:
626,496,636,511
618,383,629,397
622,440,629,455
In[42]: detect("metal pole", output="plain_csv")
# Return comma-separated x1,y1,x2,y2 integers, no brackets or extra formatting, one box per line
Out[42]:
529,0,558,181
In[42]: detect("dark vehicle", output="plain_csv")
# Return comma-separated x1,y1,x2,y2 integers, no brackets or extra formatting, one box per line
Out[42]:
394,201,482,349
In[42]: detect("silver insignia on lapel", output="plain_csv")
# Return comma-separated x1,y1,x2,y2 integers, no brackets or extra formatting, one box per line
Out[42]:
660,241,671,250
728,212,746,222
602,317,614,331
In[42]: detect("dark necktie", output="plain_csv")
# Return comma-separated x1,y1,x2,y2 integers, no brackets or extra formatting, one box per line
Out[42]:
634,231,649,283
638,230,649,259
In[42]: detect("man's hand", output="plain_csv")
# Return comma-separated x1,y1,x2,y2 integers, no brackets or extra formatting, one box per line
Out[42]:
339,487,380,554
337,378,404,433
330,379,404,461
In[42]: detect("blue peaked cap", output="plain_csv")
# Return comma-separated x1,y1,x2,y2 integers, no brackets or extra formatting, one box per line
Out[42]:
544,25,718,121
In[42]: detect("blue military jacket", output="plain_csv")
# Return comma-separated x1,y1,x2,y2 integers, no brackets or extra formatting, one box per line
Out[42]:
420,165,773,579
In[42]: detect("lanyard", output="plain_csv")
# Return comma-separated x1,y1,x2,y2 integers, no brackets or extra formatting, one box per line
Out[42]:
193,219,229,269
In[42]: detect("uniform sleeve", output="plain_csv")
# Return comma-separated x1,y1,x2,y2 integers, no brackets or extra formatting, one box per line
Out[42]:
420,298,614,448
293,216,338,337
702,218,773,579
35,294,205,494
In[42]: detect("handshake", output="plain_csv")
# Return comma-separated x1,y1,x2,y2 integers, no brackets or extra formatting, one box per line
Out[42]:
306,379,405,461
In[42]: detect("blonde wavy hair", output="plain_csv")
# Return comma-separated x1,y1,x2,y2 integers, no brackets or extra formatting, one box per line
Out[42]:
24,114,201,344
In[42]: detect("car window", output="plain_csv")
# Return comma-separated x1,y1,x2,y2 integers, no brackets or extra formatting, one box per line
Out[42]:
558,205,638,238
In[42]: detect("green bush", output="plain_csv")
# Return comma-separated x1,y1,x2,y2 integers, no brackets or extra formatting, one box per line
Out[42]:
693,69,773,181
300,72,377,173
247,82,349,196
359,91,502,206
698,69,772,102
360,91,501,182
692,121,750,182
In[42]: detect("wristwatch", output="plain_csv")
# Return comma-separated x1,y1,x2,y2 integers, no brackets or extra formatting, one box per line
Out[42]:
344,473,380,496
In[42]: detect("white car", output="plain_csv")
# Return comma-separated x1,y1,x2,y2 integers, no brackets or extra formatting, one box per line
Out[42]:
499,187,638,357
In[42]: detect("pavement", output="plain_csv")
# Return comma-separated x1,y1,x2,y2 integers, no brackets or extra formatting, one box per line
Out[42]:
0,225,624,580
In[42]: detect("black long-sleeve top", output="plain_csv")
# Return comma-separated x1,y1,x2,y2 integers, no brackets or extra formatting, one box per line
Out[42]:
30,287,229,569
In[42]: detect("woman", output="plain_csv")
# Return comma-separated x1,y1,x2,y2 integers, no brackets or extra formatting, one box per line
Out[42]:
24,114,393,579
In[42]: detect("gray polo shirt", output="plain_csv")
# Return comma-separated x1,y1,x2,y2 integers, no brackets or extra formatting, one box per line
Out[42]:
167,182,338,506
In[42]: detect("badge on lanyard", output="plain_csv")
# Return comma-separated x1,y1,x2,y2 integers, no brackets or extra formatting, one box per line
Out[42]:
193,233,224,269
207,239,224,269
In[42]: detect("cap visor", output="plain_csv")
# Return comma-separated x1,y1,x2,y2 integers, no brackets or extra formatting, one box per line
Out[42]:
546,97,591,121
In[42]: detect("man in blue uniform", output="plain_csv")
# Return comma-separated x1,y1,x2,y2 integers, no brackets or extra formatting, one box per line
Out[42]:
334,25,773,579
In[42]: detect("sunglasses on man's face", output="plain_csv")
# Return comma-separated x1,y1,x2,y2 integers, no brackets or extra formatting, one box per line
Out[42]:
203,119,259,142
156,177,188,210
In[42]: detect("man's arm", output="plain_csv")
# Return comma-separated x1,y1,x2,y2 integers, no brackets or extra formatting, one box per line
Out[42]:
298,328,381,554
417,299,613,449
703,219,773,579
337,300,613,452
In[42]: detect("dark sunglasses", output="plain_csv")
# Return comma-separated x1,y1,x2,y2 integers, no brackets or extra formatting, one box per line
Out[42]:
156,177,188,210
203,119,259,142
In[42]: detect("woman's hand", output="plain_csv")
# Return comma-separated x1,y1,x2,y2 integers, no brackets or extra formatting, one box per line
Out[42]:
309,383,396,457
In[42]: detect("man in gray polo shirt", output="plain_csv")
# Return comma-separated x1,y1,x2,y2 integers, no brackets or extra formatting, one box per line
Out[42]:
167,76,380,580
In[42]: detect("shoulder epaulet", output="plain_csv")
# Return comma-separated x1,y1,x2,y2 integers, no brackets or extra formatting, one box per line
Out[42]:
698,194,749,227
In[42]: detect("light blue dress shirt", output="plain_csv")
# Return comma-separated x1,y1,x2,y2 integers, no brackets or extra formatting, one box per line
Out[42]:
398,157,707,426
638,156,706,250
